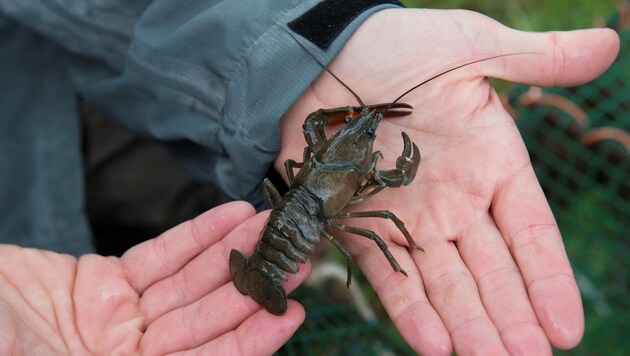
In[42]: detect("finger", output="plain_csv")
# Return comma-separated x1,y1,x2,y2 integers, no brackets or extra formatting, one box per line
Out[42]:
416,237,510,355
354,238,452,355
483,26,619,87
140,261,310,355
139,210,271,324
178,300,305,355
457,214,552,355
492,165,584,349
122,201,256,292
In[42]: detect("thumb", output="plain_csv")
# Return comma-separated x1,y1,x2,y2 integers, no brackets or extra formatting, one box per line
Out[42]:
484,27,620,87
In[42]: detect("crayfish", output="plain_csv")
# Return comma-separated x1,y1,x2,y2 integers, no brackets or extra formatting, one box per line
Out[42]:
230,32,523,314
230,99,421,314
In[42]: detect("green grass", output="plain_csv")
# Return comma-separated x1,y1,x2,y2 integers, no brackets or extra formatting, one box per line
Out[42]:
401,0,620,31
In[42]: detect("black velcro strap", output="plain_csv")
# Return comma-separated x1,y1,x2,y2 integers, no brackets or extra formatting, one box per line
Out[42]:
288,0,402,49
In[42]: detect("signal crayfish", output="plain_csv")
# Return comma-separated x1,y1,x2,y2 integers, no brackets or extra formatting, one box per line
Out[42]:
230,33,523,315
230,99,422,314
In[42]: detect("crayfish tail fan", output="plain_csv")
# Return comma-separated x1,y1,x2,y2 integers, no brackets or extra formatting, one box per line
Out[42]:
229,249,288,314
229,249,250,294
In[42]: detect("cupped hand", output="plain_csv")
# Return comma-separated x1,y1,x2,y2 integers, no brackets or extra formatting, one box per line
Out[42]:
275,9,619,355
0,201,309,355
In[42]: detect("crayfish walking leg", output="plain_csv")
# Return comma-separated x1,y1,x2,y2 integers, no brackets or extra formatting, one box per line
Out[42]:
334,210,424,255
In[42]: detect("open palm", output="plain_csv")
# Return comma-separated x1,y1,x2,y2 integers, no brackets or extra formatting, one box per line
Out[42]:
0,202,309,355
276,9,619,355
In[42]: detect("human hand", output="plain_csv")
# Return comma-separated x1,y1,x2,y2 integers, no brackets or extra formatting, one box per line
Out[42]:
0,201,309,355
275,9,619,355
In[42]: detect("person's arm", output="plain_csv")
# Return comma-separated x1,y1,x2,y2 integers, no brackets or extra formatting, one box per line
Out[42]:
0,0,403,208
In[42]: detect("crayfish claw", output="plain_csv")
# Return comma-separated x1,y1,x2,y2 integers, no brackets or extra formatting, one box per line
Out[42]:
395,132,421,186
369,132,421,188
401,131,412,157
367,102,413,118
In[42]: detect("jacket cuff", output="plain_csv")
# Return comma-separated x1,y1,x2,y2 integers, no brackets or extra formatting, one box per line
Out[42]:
221,1,402,207
289,0,402,49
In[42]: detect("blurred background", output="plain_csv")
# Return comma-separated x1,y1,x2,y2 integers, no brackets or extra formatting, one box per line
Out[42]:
279,1,629,355
406,0,621,31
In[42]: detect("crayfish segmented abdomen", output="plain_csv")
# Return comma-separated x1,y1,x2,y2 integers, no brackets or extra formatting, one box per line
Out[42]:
230,186,323,315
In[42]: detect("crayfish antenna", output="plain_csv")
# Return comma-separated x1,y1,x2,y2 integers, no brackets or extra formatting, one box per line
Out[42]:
383,52,543,115
280,26,366,108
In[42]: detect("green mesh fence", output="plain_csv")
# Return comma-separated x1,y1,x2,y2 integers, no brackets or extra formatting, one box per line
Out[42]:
504,9,630,353
279,5,629,355
279,282,415,356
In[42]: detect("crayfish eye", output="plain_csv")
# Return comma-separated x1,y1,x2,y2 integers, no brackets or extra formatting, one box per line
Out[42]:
366,127,375,137
344,116,352,124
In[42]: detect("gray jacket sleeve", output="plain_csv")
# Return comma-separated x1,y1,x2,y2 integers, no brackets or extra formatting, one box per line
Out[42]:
0,0,401,208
